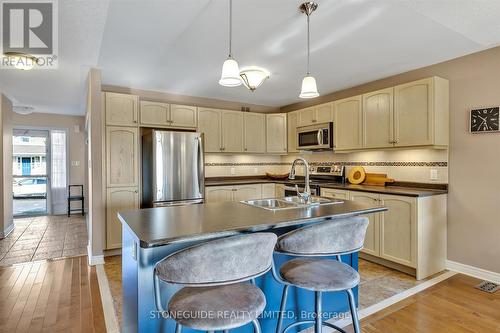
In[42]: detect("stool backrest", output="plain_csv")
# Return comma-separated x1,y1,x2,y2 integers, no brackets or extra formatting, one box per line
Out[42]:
276,217,369,256
155,233,277,286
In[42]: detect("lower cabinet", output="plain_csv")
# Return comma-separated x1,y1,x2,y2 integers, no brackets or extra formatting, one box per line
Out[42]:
379,194,416,267
275,184,286,197
321,188,446,280
348,191,380,257
262,183,276,198
205,184,262,203
106,187,139,249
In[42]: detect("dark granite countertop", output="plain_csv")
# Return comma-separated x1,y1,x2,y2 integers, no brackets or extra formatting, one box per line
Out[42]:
118,201,387,248
205,177,447,197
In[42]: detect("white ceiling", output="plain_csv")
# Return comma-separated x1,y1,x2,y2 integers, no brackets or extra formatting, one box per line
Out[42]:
2,0,500,116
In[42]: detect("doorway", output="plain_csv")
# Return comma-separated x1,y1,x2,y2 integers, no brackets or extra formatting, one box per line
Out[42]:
12,129,50,216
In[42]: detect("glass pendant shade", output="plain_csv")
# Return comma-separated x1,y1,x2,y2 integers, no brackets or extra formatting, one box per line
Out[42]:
239,67,270,91
219,57,242,87
299,75,319,98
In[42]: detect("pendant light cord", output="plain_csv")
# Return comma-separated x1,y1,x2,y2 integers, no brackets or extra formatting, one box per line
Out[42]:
229,0,233,57
306,13,310,75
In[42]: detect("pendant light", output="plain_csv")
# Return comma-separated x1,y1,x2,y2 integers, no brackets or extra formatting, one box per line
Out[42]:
239,66,270,91
219,0,242,87
299,2,319,99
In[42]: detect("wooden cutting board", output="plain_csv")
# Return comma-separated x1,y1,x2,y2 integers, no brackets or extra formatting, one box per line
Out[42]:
362,173,395,186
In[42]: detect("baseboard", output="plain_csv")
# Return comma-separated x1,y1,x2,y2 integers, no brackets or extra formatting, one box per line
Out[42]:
446,260,500,284
104,248,122,257
87,245,105,266
0,223,15,239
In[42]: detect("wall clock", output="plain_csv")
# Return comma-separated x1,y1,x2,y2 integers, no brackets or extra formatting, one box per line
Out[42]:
470,107,499,133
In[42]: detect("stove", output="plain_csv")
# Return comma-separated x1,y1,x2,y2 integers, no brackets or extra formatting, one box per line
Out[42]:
282,165,345,196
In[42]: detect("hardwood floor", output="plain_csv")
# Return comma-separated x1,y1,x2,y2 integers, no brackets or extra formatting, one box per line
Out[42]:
0,256,105,333
347,274,500,333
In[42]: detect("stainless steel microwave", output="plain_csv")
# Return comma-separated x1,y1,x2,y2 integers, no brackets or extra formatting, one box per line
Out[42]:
297,122,334,150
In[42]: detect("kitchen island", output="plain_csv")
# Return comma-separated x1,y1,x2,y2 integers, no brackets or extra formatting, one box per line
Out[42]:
118,199,387,333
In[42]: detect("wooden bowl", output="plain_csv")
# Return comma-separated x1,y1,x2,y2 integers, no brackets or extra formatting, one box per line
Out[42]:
266,172,290,180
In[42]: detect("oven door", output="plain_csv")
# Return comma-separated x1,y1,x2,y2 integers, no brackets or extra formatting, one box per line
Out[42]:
297,123,333,150
283,184,318,197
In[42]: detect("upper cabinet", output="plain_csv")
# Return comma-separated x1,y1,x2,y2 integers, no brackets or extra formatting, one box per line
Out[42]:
198,108,270,154
140,101,169,126
363,87,394,149
287,111,299,153
105,92,139,126
394,77,449,148
170,104,198,128
106,126,139,187
333,96,363,151
243,112,266,153
298,103,333,126
266,113,288,154
221,111,244,153
139,102,197,128
198,108,222,153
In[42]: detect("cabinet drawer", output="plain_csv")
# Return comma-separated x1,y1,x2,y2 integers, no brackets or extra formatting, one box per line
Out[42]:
320,188,349,200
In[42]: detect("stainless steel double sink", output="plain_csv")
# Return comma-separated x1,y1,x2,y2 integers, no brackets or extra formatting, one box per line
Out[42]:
241,196,344,211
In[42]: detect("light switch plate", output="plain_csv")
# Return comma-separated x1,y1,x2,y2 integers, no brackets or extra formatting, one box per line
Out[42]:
230,167,236,175
430,169,438,181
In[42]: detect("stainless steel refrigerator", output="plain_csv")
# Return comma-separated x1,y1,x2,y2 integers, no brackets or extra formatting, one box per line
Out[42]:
142,129,204,208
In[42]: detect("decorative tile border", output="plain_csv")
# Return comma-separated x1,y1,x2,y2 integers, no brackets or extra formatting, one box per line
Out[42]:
205,161,448,167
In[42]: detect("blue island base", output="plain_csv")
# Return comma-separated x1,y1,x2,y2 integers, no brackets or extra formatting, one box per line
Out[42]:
122,225,358,333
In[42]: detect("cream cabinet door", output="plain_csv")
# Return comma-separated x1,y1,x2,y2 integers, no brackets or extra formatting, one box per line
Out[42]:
266,113,287,153
363,88,394,148
243,112,266,153
106,127,139,187
275,184,286,197
261,183,276,198
334,96,363,150
380,194,417,267
287,111,299,153
349,191,381,257
320,188,350,200
105,92,138,126
394,78,434,147
106,187,139,249
233,184,262,201
298,107,315,126
221,111,244,153
198,108,222,153
170,104,198,128
205,186,234,203
315,103,333,123
140,101,169,126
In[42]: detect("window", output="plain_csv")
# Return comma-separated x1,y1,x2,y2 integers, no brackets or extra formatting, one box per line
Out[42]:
51,130,67,189
22,137,29,143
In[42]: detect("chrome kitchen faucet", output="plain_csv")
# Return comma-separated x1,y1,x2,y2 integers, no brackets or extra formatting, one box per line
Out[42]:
289,157,312,204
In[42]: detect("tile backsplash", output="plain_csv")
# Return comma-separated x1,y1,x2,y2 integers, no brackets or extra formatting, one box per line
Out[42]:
205,148,449,183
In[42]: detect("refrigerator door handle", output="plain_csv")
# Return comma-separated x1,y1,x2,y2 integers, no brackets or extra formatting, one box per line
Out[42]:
196,135,205,196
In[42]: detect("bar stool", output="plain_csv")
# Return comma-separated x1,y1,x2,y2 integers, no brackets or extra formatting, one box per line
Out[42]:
272,217,369,333
154,233,277,333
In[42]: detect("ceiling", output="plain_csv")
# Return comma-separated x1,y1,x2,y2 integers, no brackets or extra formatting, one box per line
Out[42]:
2,0,500,116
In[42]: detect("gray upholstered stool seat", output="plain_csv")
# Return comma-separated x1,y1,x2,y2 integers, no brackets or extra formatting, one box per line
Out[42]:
280,258,360,292
154,233,277,333
169,283,266,331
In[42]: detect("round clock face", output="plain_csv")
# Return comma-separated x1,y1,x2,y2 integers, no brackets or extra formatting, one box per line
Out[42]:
470,107,499,133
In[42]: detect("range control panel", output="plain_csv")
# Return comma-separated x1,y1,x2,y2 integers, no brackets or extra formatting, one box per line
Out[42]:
310,165,345,176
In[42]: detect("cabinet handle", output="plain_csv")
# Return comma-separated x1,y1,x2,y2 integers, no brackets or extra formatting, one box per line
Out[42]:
244,148,247,151
312,119,317,123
